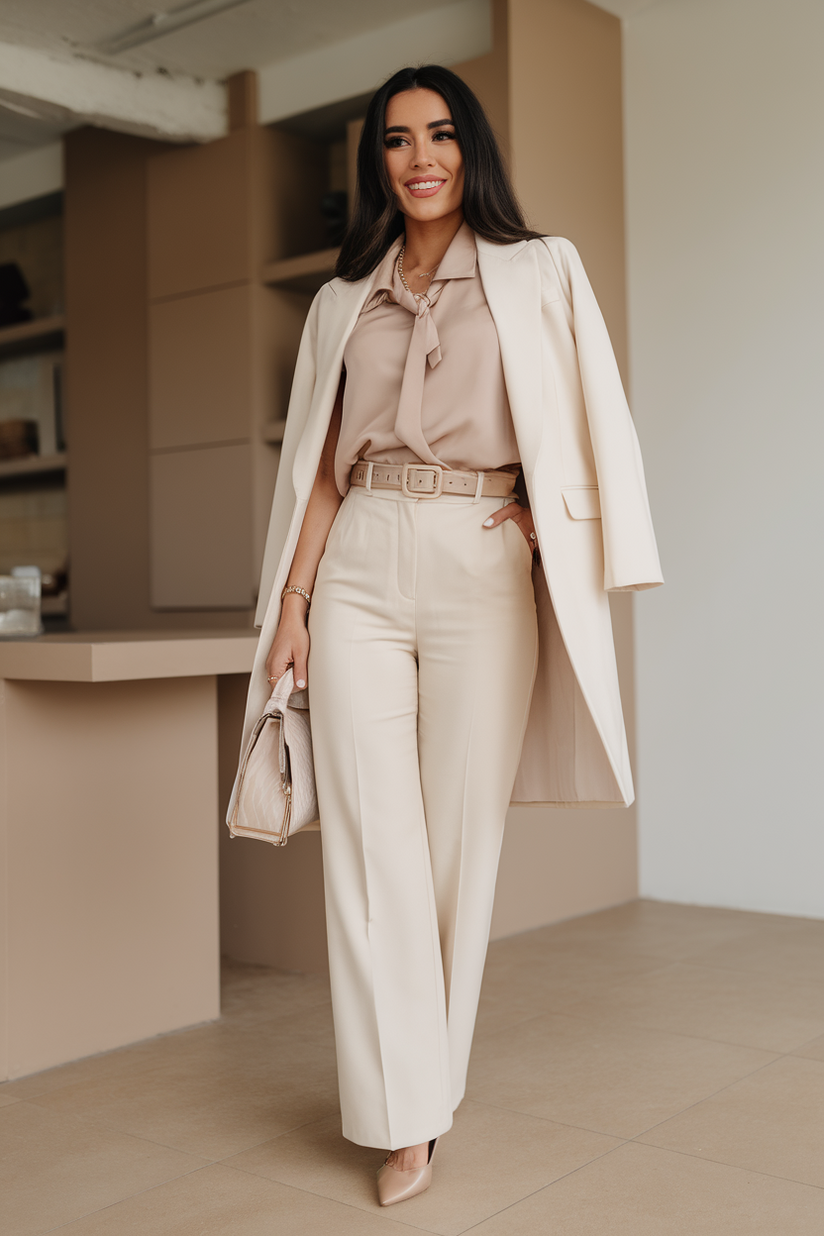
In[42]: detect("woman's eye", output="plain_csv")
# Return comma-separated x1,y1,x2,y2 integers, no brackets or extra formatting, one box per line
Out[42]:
433,130,455,141
385,136,408,148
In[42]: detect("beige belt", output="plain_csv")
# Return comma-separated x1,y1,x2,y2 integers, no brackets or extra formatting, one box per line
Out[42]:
349,460,517,500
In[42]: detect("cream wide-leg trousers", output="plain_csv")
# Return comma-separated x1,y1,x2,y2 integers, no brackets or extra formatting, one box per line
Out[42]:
307,484,539,1150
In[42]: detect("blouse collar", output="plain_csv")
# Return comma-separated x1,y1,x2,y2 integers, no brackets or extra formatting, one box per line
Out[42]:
364,221,477,312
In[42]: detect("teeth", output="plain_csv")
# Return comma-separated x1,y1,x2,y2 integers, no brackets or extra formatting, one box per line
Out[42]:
408,181,442,190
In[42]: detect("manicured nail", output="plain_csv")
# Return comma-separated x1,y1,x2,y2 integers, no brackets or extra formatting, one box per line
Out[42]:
296,679,306,689
482,517,494,526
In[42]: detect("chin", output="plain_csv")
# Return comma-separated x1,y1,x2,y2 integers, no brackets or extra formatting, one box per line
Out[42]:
403,198,461,223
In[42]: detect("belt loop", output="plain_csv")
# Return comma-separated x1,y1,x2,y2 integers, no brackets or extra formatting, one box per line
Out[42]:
364,461,374,495
473,470,485,503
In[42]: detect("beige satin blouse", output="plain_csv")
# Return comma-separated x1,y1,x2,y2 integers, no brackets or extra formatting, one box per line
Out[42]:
335,222,520,495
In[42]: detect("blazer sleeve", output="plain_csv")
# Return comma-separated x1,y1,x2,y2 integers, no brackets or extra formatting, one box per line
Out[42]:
541,236,664,592
254,287,322,627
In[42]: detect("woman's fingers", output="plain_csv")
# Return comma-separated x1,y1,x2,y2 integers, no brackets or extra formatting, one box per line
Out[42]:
482,502,524,529
482,502,535,547
266,614,311,689
292,655,308,691
266,628,309,690
482,511,507,529
265,651,292,684
292,626,310,690
266,640,297,683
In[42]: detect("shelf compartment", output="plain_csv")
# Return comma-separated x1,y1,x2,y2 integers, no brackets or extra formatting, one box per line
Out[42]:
261,248,339,296
0,452,67,481
0,315,65,359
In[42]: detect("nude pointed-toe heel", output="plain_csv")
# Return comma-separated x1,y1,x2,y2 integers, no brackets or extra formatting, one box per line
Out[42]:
376,1137,439,1207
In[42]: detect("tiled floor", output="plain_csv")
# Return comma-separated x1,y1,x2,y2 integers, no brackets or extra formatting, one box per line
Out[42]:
2,899,823,1234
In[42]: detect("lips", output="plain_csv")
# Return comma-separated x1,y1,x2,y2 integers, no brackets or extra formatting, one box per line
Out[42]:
404,179,445,198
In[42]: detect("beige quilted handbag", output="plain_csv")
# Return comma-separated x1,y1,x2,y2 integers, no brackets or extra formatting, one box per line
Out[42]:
229,668,319,845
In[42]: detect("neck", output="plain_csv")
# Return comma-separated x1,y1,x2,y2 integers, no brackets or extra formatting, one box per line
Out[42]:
401,208,464,271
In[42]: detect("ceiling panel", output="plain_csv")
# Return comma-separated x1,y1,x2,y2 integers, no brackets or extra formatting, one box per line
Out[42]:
0,0,464,80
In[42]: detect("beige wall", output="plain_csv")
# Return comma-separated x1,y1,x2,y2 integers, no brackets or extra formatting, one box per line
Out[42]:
508,0,628,375
492,0,638,937
624,0,824,916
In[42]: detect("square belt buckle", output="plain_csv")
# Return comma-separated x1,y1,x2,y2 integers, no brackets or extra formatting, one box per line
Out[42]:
401,463,443,498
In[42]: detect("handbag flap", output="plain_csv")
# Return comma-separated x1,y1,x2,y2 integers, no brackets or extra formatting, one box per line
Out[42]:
231,667,319,845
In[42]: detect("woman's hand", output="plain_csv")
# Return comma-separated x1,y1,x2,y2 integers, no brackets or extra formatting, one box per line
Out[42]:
482,502,537,552
265,596,310,689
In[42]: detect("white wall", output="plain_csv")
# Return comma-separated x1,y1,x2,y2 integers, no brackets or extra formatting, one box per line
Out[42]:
0,142,62,210
624,0,824,916
259,0,491,123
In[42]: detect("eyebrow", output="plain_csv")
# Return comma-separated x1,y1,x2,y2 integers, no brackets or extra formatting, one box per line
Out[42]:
384,120,455,134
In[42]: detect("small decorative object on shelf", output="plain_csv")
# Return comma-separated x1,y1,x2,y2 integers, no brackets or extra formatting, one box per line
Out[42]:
0,418,39,460
0,262,32,326
320,190,348,246
0,566,43,639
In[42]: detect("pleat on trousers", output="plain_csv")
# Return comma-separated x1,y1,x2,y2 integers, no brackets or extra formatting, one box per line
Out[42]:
307,483,539,1149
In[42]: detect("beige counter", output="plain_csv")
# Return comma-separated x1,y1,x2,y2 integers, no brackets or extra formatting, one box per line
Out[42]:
0,630,257,1081
0,628,257,682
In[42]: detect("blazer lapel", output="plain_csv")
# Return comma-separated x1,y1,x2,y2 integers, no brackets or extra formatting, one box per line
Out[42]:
292,247,401,496
476,236,544,471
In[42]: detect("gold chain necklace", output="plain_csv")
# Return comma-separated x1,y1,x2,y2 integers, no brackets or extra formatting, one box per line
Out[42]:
398,246,437,300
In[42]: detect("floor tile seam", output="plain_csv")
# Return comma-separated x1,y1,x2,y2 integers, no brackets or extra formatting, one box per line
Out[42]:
524,1006,815,1055
460,1095,633,1143
18,1095,223,1161
40,1162,214,1233
618,1139,824,1193
212,1116,336,1163
210,1160,444,1232
454,1137,635,1233
22,1094,342,1162
791,1049,824,1063
789,1031,824,1056
476,1002,794,1054
0,1034,226,1102
624,1051,799,1142
659,956,824,984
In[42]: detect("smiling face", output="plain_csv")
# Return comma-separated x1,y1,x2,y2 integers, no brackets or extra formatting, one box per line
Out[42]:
383,88,465,225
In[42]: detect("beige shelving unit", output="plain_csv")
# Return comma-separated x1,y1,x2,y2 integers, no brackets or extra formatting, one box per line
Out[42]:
0,451,66,480
0,314,65,358
0,200,68,621
261,247,340,296
58,76,365,629
142,86,364,614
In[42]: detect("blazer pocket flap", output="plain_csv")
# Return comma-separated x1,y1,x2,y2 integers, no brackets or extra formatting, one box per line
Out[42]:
562,486,601,519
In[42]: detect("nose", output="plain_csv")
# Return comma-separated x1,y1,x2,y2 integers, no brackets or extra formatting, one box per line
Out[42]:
411,140,435,168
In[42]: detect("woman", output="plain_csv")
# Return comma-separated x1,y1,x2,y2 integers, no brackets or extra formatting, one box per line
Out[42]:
229,65,662,1206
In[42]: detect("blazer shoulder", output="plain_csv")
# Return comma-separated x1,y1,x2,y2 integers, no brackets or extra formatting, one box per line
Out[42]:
525,235,582,306
530,234,582,273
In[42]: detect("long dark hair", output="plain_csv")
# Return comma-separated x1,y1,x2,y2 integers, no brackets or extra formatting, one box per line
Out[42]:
336,65,540,281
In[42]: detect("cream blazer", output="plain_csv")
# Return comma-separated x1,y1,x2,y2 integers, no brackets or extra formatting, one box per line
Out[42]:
228,235,663,819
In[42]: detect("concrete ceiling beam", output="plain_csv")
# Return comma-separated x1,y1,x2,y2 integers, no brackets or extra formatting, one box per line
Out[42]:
0,40,226,144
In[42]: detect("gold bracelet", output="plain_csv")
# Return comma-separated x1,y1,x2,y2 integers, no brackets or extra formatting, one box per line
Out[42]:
281,584,311,609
